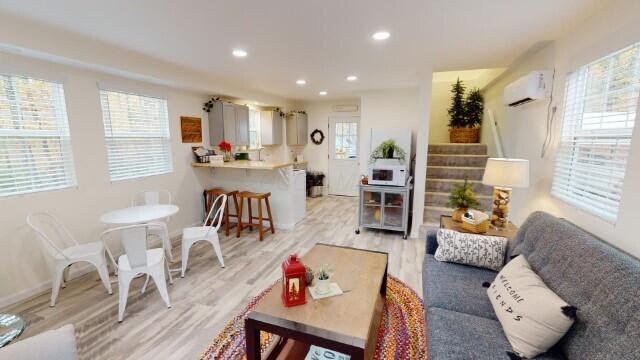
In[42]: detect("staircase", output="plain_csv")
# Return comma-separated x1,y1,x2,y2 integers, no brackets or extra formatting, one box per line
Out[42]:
419,143,494,239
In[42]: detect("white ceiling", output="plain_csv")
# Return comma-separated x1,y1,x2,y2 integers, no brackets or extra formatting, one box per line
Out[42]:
0,0,606,101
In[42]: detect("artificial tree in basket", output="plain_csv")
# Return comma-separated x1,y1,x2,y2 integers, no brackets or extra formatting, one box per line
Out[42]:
448,79,484,143
447,178,481,222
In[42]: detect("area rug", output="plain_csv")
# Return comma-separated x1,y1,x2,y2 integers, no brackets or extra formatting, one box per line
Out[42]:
200,275,427,360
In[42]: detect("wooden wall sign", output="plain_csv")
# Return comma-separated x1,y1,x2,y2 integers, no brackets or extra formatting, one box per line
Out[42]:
180,116,202,143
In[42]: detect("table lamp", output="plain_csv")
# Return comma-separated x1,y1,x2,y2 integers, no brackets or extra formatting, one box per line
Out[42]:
482,158,529,229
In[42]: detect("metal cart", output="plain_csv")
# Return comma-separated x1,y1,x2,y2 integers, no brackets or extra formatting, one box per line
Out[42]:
356,177,413,239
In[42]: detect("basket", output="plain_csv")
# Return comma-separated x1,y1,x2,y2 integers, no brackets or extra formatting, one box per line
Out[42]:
461,219,489,234
452,208,467,222
449,127,480,143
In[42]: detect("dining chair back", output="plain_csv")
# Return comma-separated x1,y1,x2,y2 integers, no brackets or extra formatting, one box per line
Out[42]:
130,189,174,262
26,212,112,307
100,223,172,322
181,194,227,277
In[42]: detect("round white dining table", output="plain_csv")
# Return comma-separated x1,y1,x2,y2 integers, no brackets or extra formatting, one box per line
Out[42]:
100,204,179,225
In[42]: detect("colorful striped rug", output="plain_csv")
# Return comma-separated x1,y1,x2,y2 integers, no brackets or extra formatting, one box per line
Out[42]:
200,275,427,360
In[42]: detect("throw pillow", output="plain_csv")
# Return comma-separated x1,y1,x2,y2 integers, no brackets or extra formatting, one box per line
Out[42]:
488,255,576,359
434,229,507,271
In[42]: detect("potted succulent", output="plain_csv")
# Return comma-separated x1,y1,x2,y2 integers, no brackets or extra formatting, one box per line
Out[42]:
369,139,407,164
447,178,481,222
314,264,334,295
448,79,484,143
218,140,232,162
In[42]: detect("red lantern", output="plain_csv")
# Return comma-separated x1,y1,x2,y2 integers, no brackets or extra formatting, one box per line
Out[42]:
281,254,306,307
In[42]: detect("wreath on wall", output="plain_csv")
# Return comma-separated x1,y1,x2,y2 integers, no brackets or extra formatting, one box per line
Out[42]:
310,129,325,145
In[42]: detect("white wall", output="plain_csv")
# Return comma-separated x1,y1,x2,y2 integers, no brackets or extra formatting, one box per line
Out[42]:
481,0,640,257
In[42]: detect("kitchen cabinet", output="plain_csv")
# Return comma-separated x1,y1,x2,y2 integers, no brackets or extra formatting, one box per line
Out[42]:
209,101,250,146
260,110,283,145
356,179,413,239
286,112,308,145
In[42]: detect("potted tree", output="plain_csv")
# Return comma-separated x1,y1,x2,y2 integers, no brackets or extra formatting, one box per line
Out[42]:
447,178,481,222
448,79,484,143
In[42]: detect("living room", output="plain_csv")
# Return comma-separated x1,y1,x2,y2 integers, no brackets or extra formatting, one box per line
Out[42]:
0,0,639,359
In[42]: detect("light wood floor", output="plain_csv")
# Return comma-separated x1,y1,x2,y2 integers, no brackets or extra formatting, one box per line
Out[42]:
1,196,425,360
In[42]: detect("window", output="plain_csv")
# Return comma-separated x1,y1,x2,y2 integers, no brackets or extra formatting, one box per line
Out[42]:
249,109,261,149
0,74,77,197
552,43,640,223
334,121,358,159
100,89,172,182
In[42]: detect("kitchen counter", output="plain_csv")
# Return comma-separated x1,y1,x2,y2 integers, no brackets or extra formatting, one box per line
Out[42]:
192,160,307,170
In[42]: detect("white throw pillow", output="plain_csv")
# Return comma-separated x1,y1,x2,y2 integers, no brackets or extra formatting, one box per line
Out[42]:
488,255,576,359
434,229,507,271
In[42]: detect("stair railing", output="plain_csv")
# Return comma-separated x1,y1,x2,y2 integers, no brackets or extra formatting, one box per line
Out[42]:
487,108,505,158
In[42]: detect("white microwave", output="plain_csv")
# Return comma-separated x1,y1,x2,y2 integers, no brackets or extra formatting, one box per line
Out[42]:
368,163,408,186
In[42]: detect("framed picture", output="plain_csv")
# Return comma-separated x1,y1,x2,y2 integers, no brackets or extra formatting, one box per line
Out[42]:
181,116,202,143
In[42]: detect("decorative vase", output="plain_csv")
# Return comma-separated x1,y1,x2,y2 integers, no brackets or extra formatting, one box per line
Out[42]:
315,275,331,295
490,187,511,229
449,127,480,143
222,151,232,162
452,208,467,222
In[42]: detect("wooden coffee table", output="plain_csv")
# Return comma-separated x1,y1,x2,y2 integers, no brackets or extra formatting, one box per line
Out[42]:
245,244,388,360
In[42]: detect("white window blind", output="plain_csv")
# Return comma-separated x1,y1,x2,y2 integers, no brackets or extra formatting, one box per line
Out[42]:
0,74,77,197
552,43,640,223
100,89,172,182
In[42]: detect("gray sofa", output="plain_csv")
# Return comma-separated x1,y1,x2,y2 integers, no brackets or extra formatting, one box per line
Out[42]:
423,211,640,359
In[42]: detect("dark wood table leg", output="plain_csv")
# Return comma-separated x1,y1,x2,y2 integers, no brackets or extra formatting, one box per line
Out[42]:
245,318,261,360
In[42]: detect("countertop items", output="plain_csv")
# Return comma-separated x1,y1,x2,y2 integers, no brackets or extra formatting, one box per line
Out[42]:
192,160,308,170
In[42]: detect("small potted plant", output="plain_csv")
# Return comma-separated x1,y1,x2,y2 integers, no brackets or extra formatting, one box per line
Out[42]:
314,264,334,295
369,139,407,164
447,178,481,222
218,140,232,162
448,79,484,143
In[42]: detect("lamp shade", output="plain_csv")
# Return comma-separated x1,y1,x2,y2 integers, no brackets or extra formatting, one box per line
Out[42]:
482,158,530,188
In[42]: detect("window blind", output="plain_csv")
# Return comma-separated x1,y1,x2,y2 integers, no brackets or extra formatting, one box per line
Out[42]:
0,74,77,197
551,43,640,223
100,89,172,182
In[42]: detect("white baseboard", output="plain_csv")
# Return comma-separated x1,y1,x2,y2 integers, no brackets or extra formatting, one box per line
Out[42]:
0,226,192,309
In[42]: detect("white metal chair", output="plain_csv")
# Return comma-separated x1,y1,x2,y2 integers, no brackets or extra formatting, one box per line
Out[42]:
131,190,174,262
100,223,173,322
181,194,227,277
26,212,113,307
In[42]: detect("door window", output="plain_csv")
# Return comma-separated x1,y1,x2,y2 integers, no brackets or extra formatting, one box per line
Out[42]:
334,122,357,159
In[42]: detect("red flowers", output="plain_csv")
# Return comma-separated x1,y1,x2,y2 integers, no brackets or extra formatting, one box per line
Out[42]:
218,140,232,152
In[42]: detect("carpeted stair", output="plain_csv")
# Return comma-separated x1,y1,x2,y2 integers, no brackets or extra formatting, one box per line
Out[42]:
419,143,493,239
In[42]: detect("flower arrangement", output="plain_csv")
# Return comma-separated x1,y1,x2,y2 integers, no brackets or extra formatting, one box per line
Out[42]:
218,140,232,161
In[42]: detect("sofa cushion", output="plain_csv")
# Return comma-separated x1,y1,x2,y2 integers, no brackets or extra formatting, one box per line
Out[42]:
0,324,77,360
434,229,507,271
423,254,498,320
427,307,564,360
512,211,640,359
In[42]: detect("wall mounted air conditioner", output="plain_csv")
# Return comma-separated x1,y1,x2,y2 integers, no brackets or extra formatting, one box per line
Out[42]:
502,71,553,107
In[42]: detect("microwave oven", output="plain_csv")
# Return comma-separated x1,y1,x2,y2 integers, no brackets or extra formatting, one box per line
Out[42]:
367,163,408,186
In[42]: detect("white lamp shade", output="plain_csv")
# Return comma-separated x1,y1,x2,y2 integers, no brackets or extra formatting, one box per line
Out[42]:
482,158,530,188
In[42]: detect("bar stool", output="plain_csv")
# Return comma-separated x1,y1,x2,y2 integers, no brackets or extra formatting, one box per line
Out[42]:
204,188,240,237
237,191,275,241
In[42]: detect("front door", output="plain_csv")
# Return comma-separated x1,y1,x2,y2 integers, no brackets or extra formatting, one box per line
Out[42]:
328,116,360,196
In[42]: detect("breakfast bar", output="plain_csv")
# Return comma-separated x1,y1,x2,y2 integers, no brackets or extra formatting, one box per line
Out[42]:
192,160,308,229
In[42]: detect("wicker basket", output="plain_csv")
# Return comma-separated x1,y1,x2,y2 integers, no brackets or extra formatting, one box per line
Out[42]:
449,127,480,143
462,219,489,234
452,208,467,222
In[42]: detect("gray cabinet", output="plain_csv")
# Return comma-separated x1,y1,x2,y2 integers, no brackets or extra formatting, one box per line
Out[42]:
286,112,308,145
357,180,412,239
260,110,283,145
208,101,250,146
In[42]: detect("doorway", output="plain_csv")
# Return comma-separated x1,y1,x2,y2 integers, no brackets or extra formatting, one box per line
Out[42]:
328,116,360,196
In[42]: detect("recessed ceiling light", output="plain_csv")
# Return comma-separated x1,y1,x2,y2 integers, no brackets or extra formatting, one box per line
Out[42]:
319,91,328,96
346,75,358,81
372,31,390,40
296,79,307,85
232,49,248,58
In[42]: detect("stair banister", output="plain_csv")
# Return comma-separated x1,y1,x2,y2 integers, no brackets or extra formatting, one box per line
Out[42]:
487,109,505,158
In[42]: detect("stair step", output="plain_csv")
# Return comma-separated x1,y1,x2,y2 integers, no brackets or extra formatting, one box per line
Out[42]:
427,154,489,167
426,178,493,195
427,166,485,180
422,205,452,223
424,191,493,209
428,143,488,155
